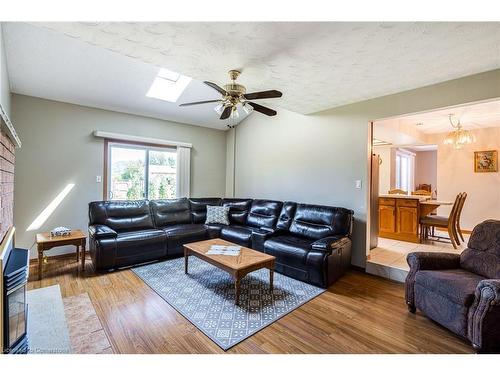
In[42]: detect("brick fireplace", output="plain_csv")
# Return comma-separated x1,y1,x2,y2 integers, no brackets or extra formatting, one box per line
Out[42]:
1,108,20,354
0,127,15,243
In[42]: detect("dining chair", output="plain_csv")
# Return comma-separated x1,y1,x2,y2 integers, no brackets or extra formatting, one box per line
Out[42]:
455,192,467,242
388,188,408,195
412,189,432,196
416,183,431,192
419,193,463,249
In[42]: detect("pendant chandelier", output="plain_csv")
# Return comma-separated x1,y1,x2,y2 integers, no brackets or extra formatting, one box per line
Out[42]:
443,114,475,149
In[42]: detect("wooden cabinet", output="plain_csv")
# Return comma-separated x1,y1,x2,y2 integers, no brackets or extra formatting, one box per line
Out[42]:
396,206,418,237
378,197,420,243
379,204,396,233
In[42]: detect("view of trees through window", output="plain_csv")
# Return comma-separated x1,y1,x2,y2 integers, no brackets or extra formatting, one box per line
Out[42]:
109,144,176,200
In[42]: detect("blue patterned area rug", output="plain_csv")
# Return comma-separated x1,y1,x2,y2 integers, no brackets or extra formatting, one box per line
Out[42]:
132,257,324,350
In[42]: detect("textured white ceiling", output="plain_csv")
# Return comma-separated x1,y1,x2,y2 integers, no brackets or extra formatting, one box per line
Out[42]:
33,22,500,114
3,22,500,130
2,23,250,130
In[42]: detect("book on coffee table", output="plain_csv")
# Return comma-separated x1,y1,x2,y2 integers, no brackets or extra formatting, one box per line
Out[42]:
206,245,241,256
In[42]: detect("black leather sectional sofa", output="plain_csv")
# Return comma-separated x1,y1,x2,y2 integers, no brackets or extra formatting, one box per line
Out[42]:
88,198,354,288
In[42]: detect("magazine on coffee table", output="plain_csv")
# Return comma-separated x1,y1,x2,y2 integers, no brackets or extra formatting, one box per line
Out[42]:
206,245,241,256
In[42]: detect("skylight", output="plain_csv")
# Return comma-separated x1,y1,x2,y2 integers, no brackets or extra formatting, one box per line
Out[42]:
146,68,191,103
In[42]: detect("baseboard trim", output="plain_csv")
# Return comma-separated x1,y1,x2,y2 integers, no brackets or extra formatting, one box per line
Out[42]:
351,264,366,273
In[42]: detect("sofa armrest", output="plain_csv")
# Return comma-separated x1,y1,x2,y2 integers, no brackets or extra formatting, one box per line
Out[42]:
468,279,500,352
88,224,117,239
405,252,461,312
259,226,275,234
251,228,276,252
311,236,349,254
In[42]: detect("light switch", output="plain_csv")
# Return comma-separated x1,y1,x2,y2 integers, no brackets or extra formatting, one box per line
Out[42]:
96,175,102,183
355,180,362,189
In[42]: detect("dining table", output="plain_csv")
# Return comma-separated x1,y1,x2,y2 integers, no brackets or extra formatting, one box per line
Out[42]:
419,199,454,217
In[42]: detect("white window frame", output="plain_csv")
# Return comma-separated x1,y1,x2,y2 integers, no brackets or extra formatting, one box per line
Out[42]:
395,148,415,193
106,141,177,200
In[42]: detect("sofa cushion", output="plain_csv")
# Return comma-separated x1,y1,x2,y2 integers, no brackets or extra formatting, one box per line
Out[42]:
189,198,222,223
264,235,315,269
162,224,208,256
276,201,297,231
222,198,252,225
150,198,191,227
220,225,255,247
460,219,500,279
246,199,283,229
205,205,230,225
116,229,167,258
289,204,353,240
89,200,155,232
415,269,483,306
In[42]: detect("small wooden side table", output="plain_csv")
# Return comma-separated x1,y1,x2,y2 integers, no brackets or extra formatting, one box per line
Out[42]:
35,230,87,280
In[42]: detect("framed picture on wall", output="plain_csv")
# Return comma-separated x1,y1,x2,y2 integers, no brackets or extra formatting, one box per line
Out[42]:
474,150,498,173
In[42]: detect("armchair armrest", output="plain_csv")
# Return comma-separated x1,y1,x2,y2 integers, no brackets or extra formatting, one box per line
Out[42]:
88,224,117,239
468,279,500,352
406,252,460,271
311,236,349,254
405,252,461,312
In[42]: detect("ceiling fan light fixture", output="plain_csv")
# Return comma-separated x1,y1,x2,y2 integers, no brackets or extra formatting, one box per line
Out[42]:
242,103,252,115
214,103,224,115
230,106,239,120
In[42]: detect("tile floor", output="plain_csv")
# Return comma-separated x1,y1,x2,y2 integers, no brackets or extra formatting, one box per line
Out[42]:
366,232,469,282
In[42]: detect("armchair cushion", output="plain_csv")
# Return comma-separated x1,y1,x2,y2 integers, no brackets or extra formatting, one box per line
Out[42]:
415,269,484,306
88,224,117,239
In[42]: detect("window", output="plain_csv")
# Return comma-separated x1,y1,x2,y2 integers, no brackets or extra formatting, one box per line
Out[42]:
107,142,177,200
146,68,192,103
395,149,415,192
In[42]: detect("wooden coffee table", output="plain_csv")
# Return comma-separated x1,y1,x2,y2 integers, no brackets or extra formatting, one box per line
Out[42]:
183,239,276,305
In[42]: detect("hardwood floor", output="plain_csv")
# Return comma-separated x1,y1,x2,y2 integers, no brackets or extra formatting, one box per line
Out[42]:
27,255,474,354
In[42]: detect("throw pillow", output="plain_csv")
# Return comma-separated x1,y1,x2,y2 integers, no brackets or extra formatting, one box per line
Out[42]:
205,205,230,225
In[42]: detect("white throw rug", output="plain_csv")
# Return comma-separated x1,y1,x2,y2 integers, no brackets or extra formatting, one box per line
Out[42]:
27,284,72,354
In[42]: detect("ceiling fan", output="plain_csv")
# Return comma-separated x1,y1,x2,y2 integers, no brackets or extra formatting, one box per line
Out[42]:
179,70,282,120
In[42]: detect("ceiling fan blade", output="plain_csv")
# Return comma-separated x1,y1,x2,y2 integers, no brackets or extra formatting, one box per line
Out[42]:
248,102,277,116
243,90,282,100
204,81,227,96
179,99,222,107
220,106,232,120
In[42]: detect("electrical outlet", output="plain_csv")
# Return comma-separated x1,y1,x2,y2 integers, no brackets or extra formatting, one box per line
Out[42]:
355,180,362,189
96,175,102,183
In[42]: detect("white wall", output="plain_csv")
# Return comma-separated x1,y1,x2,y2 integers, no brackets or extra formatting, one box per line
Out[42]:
428,126,500,230
414,150,437,193
12,95,228,257
229,69,500,267
0,24,11,116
